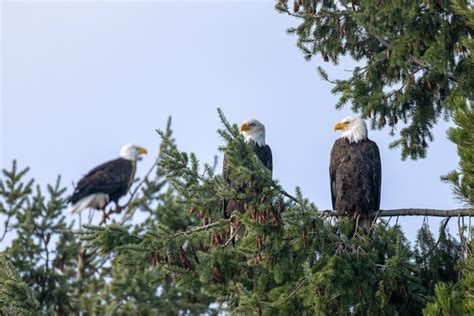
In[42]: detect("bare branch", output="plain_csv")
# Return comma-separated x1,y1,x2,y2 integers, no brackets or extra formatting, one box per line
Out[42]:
320,208,473,218
279,185,471,218
279,188,298,203
171,220,228,239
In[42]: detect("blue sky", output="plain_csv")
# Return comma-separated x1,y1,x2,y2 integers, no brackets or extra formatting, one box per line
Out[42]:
1,1,462,242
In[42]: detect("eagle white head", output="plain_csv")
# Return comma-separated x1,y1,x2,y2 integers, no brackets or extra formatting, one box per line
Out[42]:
334,116,368,143
240,119,266,146
119,144,148,160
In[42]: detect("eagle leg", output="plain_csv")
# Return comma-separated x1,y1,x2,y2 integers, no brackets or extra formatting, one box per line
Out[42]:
101,210,110,224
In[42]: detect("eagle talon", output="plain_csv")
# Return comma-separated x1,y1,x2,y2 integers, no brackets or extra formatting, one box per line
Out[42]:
101,210,110,223
114,204,124,214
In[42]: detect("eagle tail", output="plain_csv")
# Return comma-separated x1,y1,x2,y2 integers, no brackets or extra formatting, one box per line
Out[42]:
68,193,109,214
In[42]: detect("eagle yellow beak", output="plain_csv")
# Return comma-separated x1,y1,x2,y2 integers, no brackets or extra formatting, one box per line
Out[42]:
334,122,347,131
240,123,250,132
137,147,148,155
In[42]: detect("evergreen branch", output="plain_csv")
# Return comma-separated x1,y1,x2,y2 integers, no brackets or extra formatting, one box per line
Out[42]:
217,108,233,134
125,157,159,208
339,1,459,82
410,57,459,82
118,155,160,225
0,214,12,242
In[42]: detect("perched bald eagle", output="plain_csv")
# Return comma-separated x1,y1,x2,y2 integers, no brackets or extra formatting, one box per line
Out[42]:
330,116,381,229
223,119,272,240
68,144,147,214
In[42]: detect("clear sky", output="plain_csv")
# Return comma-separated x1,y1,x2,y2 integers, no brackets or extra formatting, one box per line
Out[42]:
1,1,463,243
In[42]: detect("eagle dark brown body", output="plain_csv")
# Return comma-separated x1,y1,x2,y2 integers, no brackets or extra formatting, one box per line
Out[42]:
67,144,146,214
69,158,134,207
329,138,381,218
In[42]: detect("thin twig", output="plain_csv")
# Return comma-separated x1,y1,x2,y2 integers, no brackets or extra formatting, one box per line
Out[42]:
369,209,383,233
124,156,160,208
171,220,228,238
285,278,308,302
425,218,451,258
119,156,160,225
279,188,298,203
223,222,240,248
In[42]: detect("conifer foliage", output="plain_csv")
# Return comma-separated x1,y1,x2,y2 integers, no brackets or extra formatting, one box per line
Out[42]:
0,120,212,315
0,112,471,314
275,0,473,161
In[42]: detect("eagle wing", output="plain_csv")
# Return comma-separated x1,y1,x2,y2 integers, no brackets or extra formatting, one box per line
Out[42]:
329,139,344,210
69,158,133,204
256,145,273,174
370,140,382,210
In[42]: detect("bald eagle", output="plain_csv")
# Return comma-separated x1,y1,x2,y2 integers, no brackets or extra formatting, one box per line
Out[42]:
223,119,272,240
330,116,381,229
68,144,147,214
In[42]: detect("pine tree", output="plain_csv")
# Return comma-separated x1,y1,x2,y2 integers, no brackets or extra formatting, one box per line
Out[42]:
75,110,466,314
0,111,470,314
0,120,213,314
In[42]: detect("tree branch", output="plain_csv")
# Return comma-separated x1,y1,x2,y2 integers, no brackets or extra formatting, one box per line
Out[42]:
171,220,228,238
339,2,459,82
279,187,472,218
321,208,472,218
